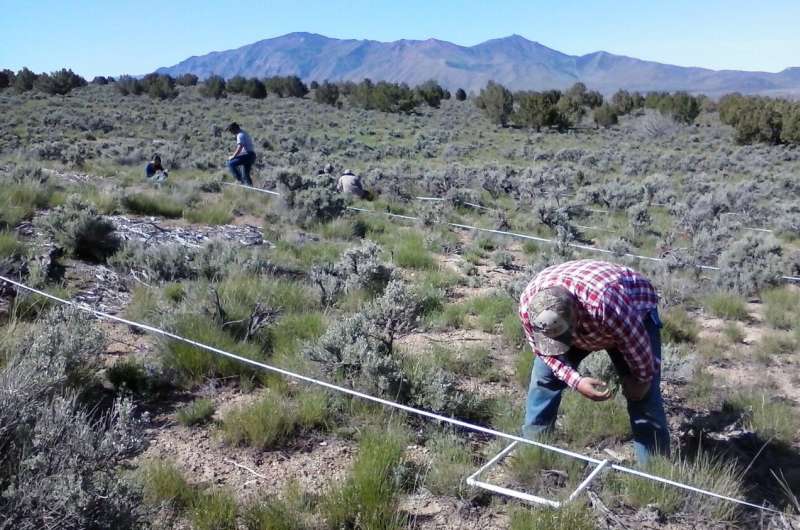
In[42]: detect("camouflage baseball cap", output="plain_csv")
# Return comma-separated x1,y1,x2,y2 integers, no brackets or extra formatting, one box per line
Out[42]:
527,286,575,356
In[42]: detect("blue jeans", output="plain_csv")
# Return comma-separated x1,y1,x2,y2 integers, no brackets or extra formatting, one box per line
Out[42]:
522,308,670,464
227,152,256,186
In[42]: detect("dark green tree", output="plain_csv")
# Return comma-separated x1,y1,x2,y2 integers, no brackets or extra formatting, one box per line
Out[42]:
474,81,513,126
13,67,37,92
176,73,198,86
115,75,143,96
415,80,446,108
0,69,13,89
455,88,467,101
593,103,619,128
226,75,248,93
244,78,267,99
199,75,226,98
91,76,108,85
141,73,177,99
35,68,87,95
313,81,340,106
514,91,560,131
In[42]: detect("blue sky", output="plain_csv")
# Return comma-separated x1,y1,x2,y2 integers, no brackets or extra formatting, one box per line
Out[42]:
1,0,798,78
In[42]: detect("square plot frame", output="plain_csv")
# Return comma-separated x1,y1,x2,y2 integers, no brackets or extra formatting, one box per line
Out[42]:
465,441,610,508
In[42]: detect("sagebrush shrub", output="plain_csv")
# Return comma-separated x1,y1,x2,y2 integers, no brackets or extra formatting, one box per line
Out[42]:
714,234,786,295
35,195,120,262
276,171,345,227
0,308,146,529
309,240,393,305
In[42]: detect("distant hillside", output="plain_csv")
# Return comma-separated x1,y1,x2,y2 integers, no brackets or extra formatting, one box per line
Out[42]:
157,32,800,96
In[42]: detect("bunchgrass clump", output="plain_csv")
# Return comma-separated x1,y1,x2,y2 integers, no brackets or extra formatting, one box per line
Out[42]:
0,230,26,259
721,321,745,344
423,432,475,498
607,452,743,523
724,390,798,444
123,192,184,218
183,201,234,225
107,359,150,395
139,460,197,509
560,391,630,447
661,307,699,344
508,437,586,492
762,287,800,331
757,331,798,358
160,312,263,386
392,232,435,270
191,489,238,530
704,292,749,320
176,398,216,427
220,389,328,449
509,503,596,530
322,426,409,530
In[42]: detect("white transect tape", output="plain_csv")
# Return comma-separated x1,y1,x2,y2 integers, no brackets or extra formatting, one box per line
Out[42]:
0,273,782,514
221,182,800,283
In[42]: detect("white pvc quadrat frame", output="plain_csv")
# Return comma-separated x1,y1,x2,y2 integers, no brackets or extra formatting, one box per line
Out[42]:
465,441,610,508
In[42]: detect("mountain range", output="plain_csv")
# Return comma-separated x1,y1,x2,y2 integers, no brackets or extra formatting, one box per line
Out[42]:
156,32,800,96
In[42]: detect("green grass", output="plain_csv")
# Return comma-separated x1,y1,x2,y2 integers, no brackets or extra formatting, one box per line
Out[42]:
0,230,26,259
762,287,800,330
176,398,216,427
243,497,308,530
502,311,525,346
322,426,409,530
607,452,742,523
391,232,435,270
106,359,149,395
432,345,496,379
757,331,798,358
509,504,596,530
560,391,630,447
721,321,745,344
423,432,475,498
122,192,184,218
429,292,515,333
220,389,328,449
724,390,798,444
704,292,749,320
139,460,197,509
0,181,55,229
514,347,534,389
661,307,699,344
124,285,161,324
508,437,586,490
191,489,238,530
160,312,264,386
183,201,234,225
267,312,326,358
271,240,344,269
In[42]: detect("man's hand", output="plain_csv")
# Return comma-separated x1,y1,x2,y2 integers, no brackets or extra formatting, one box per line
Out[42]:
576,377,612,401
622,376,651,401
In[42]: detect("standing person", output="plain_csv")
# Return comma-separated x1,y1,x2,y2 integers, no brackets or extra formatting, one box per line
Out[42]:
144,154,168,182
518,259,669,463
226,122,256,186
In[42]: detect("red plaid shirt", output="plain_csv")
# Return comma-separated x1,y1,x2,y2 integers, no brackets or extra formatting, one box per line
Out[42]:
519,260,659,389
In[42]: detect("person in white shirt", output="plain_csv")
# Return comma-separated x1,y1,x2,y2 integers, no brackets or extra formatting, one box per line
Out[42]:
226,122,256,186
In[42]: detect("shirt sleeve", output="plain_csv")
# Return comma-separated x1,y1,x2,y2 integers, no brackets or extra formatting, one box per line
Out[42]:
601,286,654,383
236,132,244,145
520,306,583,389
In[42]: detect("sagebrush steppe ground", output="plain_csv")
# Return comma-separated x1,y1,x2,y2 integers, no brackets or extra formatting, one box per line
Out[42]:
1,84,799,529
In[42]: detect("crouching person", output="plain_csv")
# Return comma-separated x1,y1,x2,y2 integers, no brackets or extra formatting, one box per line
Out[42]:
518,259,670,464
337,169,367,199
145,154,168,182
226,122,256,186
